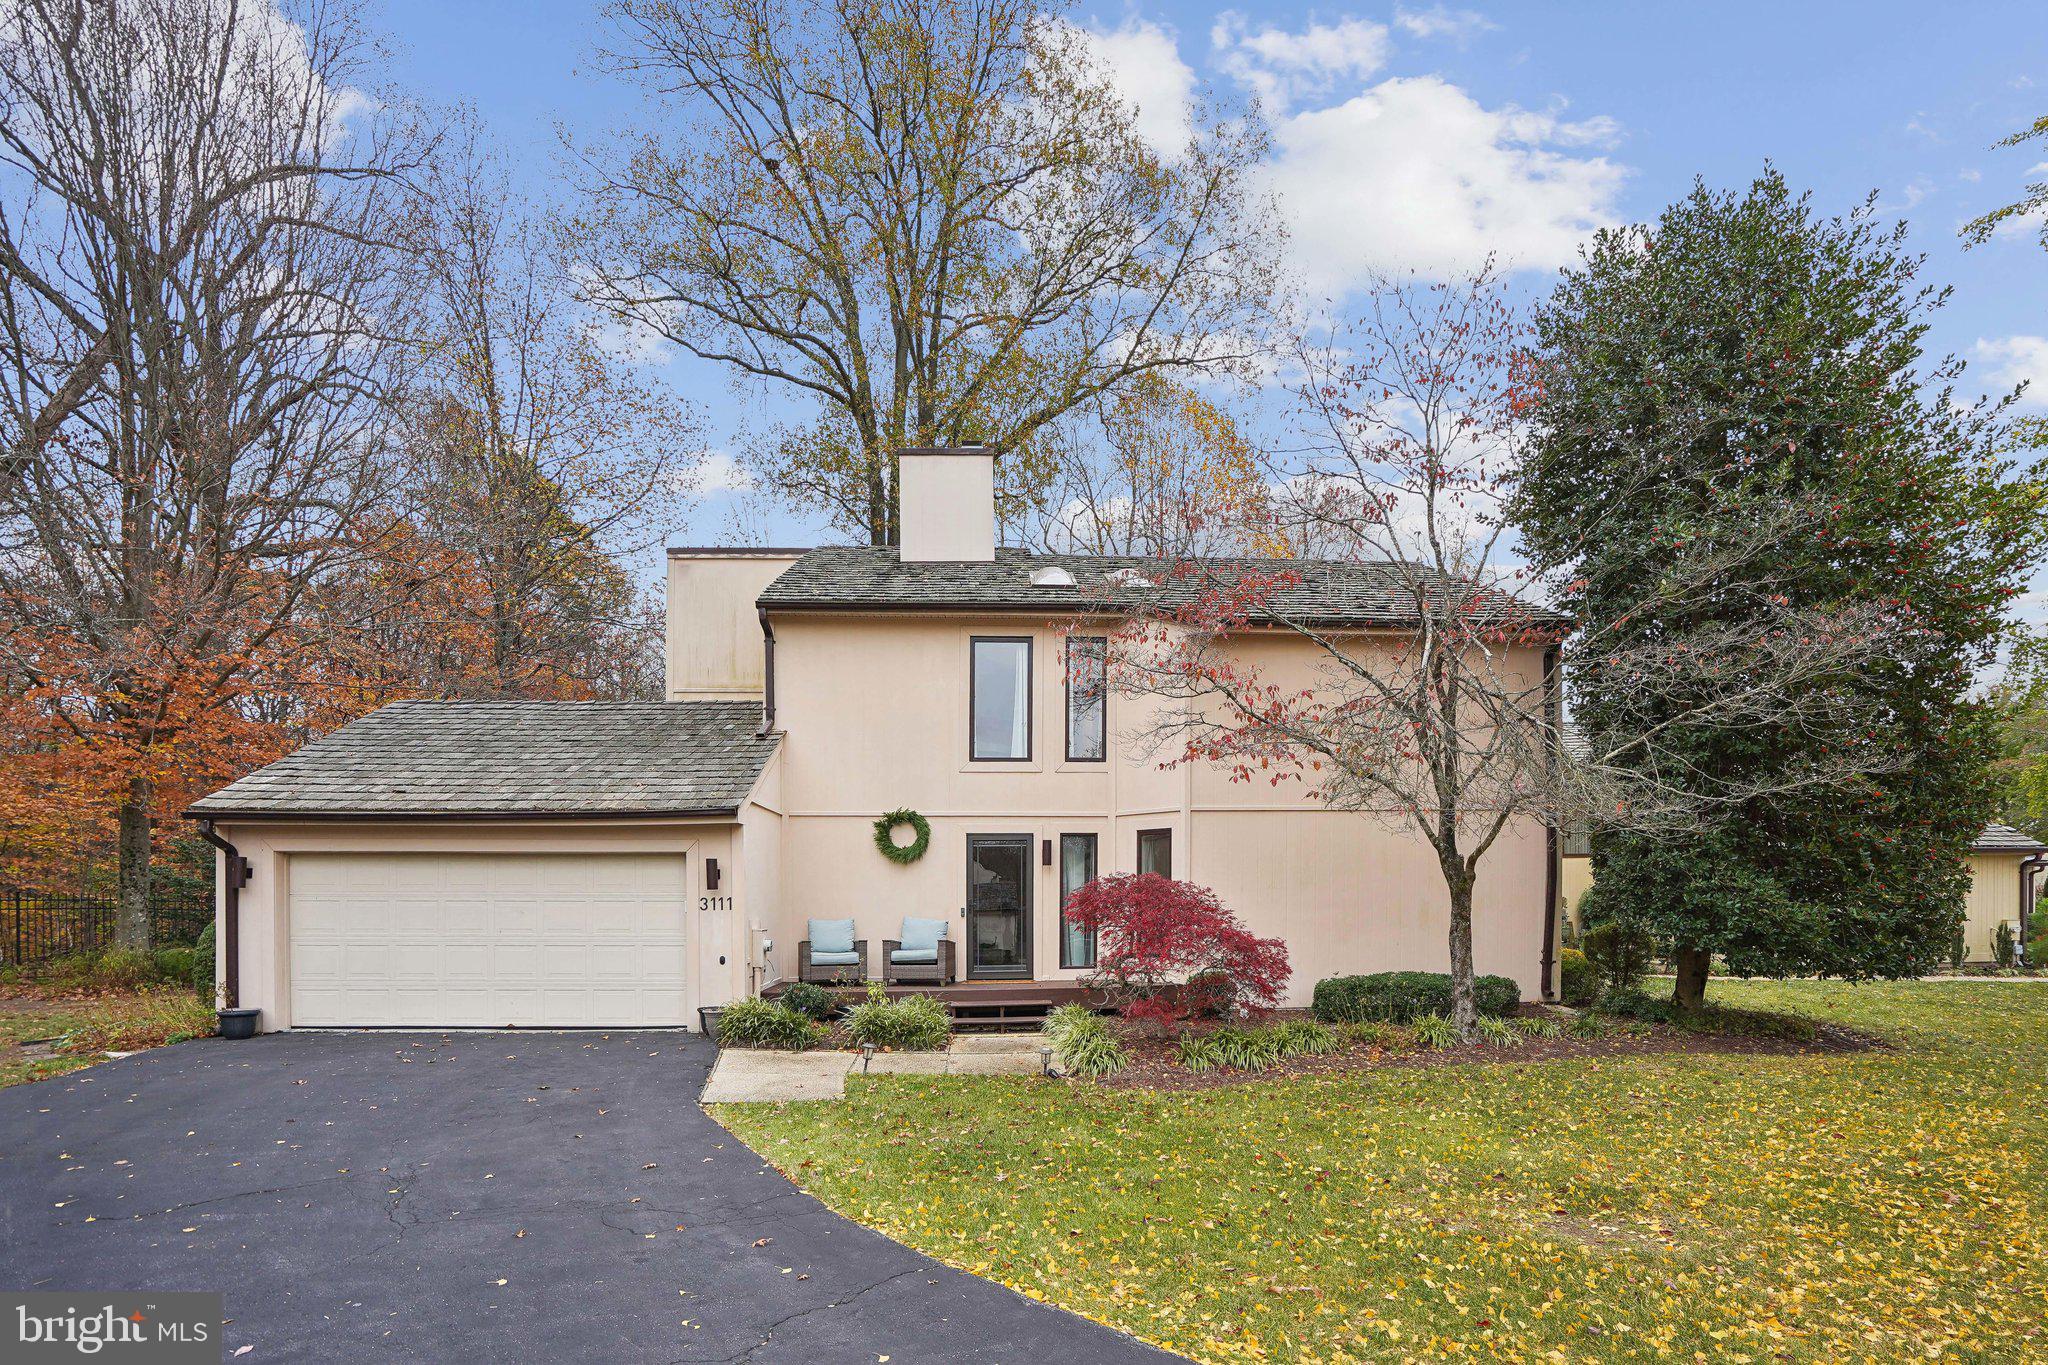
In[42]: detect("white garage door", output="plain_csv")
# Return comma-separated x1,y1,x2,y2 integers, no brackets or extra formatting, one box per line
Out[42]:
289,852,688,1027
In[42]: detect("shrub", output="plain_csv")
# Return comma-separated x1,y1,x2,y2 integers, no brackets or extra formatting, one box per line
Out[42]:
717,997,826,1050
153,947,197,984
1517,1015,1564,1040
1271,1019,1337,1055
1594,988,1675,1024
1047,1004,1125,1078
60,989,217,1053
1558,947,1596,1007
192,922,217,1000
1581,921,1654,998
1063,874,1289,1033
88,949,155,991
1182,969,1237,1019
1564,1011,1614,1040
1474,1014,1522,1046
1334,1019,1410,1049
1948,926,1967,971
1994,922,2017,969
1413,1013,1461,1048
1310,971,1519,1024
779,981,838,1021
842,983,951,1051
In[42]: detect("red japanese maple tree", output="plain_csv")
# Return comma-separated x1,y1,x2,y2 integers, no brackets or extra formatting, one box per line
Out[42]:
1063,873,1289,1032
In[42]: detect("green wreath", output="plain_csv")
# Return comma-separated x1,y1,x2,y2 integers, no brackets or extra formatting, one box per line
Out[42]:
873,808,932,864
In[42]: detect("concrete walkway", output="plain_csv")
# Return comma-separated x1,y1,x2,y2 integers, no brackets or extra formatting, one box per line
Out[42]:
700,1034,1048,1103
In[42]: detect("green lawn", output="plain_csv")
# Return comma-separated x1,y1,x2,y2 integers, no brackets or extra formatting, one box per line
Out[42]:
714,982,2048,1362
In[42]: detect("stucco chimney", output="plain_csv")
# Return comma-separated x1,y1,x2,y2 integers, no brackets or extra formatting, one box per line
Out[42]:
897,444,996,562
665,547,807,701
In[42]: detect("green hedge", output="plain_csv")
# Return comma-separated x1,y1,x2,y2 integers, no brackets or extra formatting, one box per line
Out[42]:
1558,948,1596,1007
1310,970,1519,1024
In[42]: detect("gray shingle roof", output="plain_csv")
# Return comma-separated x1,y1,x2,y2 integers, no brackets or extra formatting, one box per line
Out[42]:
187,701,778,819
1973,823,2048,854
756,546,1566,626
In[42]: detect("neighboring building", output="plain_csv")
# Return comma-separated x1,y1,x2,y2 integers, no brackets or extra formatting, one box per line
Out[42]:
188,447,1564,1031
1559,822,2046,966
1963,824,2046,965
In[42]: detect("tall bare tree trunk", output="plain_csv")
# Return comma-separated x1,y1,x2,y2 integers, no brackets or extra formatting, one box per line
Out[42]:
115,773,153,951
1446,867,1478,1037
1672,945,1712,1011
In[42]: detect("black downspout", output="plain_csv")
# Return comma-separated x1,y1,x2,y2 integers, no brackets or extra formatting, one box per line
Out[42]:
757,606,778,736
2020,853,2046,970
195,819,249,1010
1540,645,1561,1000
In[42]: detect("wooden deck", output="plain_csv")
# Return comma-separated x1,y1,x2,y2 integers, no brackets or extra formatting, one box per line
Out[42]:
766,978,1107,1031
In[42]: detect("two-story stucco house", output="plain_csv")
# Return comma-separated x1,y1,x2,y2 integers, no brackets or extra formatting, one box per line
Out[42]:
188,446,1562,1031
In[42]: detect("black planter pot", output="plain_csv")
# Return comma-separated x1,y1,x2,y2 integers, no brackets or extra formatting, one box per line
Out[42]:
697,1005,726,1040
216,1008,261,1040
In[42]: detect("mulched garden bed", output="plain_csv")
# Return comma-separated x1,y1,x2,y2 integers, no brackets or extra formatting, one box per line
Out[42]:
1094,1006,1887,1092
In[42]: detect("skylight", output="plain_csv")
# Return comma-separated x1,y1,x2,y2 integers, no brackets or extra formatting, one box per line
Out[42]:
1030,565,1078,587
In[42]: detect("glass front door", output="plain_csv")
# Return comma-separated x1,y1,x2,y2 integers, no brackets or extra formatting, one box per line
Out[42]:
966,835,1033,979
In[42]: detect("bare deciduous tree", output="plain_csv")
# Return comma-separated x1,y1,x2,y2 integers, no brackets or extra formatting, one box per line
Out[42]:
0,0,430,943
1030,375,1276,558
569,0,1278,544
396,124,699,699
1108,266,1915,1035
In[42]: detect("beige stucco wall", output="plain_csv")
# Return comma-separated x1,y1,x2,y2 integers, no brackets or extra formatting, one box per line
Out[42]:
765,610,1559,1005
211,817,749,1031
665,551,802,700
1559,855,1594,935
1963,852,2026,963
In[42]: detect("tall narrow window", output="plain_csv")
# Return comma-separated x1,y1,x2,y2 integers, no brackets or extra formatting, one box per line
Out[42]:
1137,828,1172,879
1060,834,1099,968
1065,635,1106,762
970,637,1032,760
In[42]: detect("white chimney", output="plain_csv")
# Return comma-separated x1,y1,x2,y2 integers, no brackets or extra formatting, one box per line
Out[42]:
897,445,996,562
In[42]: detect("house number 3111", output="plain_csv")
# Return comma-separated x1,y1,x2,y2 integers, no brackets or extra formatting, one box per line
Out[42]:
699,897,734,913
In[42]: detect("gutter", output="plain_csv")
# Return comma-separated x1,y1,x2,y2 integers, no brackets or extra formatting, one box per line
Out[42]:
181,806,747,823
1540,644,1562,1000
194,819,250,1010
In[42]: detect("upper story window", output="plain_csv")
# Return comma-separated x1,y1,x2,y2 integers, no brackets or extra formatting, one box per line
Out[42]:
970,636,1032,761
1138,827,1172,878
1065,636,1106,762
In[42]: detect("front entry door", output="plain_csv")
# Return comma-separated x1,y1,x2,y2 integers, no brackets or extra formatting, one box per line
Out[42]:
966,835,1033,980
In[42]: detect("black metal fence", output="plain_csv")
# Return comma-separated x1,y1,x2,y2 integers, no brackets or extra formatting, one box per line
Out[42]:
0,887,212,968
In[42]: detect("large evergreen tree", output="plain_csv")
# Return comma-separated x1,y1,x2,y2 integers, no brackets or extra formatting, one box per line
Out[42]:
1517,170,2045,1008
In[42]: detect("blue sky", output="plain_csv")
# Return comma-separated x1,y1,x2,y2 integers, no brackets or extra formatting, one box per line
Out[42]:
377,0,2048,578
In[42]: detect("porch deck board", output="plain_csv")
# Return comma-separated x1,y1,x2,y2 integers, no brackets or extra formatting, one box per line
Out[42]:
766,980,1104,1008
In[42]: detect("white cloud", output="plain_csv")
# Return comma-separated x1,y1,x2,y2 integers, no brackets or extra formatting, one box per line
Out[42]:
1072,16,1195,158
1392,6,1496,41
1211,12,1390,111
1977,335,2048,408
694,449,756,493
1959,167,1983,183
1263,75,1626,291
590,313,677,368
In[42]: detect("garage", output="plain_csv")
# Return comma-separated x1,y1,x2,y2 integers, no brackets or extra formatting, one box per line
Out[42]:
186,700,781,1033
289,852,689,1028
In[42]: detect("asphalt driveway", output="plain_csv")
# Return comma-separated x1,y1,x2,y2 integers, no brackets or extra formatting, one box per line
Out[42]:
0,1031,1173,1363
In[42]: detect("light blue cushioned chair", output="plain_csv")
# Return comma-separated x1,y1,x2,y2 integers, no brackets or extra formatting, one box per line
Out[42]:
799,918,867,983
884,916,955,985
